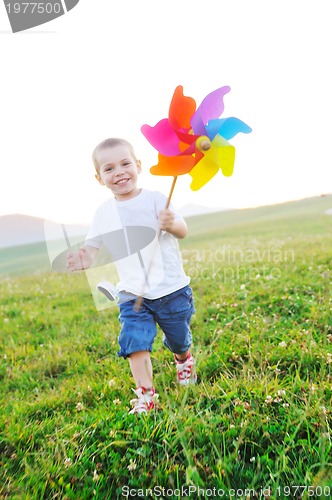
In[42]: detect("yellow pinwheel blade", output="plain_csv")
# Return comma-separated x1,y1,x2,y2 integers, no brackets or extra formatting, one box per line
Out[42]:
189,157,219,191
189,135,236,190
212,134,236,177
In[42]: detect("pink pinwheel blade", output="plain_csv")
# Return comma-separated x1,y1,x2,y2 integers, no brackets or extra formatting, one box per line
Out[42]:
141,119,181,157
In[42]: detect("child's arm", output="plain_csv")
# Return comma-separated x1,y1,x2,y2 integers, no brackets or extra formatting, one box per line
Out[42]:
158,209,188,239
67,245,99,271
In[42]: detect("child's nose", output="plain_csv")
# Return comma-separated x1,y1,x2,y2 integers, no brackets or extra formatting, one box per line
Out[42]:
114,165,125,174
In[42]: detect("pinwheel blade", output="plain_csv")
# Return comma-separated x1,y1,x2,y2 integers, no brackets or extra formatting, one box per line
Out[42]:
188,135,236,190
212,134,236,177
190,86,231,135
141,119,181,156
150,153,197,176
206,117,252,141
169,86,197,131
189,157,219,191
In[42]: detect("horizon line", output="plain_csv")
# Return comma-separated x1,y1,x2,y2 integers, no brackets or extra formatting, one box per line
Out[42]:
1,192,331,225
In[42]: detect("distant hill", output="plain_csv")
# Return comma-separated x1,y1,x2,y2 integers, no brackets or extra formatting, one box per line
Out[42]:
185,194,332,239
0,214,89,249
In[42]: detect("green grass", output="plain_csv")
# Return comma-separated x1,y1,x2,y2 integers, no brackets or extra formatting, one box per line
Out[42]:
1,196,332,499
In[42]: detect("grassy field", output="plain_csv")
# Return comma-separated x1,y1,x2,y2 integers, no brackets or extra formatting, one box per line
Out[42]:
1,196,332,499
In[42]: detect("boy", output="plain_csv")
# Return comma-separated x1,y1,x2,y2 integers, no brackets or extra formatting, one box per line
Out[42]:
67,138,196,414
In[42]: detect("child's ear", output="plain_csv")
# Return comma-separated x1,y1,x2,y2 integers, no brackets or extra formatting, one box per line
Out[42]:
136,160,142,174
95,173,105,186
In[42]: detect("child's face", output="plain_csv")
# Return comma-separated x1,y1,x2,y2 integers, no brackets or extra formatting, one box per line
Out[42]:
95,145,142,201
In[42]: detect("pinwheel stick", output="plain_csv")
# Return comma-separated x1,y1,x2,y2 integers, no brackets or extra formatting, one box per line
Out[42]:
166,175,178,207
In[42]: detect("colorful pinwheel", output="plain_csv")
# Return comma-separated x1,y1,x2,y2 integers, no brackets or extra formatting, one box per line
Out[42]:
141,85,252,196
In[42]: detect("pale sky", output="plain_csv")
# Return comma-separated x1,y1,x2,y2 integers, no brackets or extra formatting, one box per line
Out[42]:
1,0,331,225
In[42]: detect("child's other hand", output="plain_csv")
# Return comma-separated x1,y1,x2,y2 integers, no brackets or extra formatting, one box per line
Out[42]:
158,209,174,232
67,247,92,271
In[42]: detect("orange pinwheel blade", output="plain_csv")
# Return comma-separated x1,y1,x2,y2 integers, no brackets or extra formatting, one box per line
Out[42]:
150,153,196,176
169,86,196,131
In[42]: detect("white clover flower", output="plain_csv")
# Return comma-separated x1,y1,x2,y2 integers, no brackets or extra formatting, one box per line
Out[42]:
64,457,72,467
76,402,83,411
279,341,287,348
108,379,116,387
265,395,273,404
113,398,120,406
277,389,286,396
127,459,137,471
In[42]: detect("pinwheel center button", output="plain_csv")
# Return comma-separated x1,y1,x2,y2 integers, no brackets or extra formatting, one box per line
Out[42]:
196,136,211,151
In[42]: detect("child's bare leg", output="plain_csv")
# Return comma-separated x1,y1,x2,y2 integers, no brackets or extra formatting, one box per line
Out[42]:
128,350,153,388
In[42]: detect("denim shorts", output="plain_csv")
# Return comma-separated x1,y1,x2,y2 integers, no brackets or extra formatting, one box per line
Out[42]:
117,285,195,358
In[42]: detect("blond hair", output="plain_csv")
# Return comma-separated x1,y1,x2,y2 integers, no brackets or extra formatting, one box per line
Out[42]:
92,138,137,172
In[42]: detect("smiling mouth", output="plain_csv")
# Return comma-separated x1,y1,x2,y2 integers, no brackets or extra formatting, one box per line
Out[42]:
115,178,130,185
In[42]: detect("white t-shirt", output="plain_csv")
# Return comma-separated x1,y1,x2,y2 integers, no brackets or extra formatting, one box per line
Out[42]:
85,189,190,299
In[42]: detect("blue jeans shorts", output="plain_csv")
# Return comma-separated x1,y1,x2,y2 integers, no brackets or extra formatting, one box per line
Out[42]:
117,285,195,358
